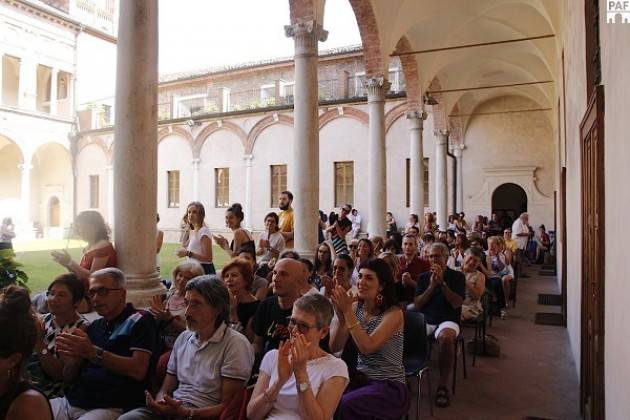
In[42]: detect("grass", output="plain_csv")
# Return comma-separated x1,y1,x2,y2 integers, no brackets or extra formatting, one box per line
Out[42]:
12,240,230,293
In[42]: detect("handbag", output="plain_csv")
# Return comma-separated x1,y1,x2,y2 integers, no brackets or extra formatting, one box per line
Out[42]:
467,334,501,357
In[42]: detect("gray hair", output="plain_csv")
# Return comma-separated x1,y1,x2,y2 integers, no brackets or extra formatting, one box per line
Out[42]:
294,294,334,328
428,242,449,257
172,260,204,280
185,275,229,328
464,247,484,259
520,212,529,219
91,267,126,288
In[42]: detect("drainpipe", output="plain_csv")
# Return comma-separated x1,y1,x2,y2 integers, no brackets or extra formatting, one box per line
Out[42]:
446,135,457,215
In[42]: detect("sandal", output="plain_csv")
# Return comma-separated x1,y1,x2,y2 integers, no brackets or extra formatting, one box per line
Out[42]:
435,387,450,407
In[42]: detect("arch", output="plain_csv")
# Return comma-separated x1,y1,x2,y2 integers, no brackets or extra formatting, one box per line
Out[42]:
246,114,294,154
384,101,409,134
78,135,110,161
394,36,421,109
193,120,248,158
158,126,193,144
0,133,25,164
348,0,386,78
491,182,528,230
31,141,71,163
318,106,368,130
48,196,61,227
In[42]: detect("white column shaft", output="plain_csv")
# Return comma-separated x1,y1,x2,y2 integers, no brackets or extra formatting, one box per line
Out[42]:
106,165,114,226
285,21,327,257
50,68,58,115
367,78,390,238
244,155,253,230
113,0,163,306
408,111,425,217
454,147,464,213
0,53,4,102
191,158,200,201
434,129,448,231
19,163,33,232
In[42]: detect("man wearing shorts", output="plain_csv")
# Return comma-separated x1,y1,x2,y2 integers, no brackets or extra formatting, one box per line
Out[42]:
414,242,465,407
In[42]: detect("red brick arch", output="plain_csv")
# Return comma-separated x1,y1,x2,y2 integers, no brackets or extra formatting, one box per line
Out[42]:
192,121,248,158
348,0,385,78
384,101,409,134
246,114,294,154
318,106,368,130
77,135,111,163
394,36,421,110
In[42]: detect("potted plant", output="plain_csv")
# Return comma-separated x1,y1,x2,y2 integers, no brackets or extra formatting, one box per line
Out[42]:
0,247,28,290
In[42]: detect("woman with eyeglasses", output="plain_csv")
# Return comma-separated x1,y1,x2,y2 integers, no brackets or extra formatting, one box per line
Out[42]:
26,274,88,398
330,258,408,420
248,294,349,420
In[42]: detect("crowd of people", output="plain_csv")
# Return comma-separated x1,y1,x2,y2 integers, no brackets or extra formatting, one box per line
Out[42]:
0,189,553,419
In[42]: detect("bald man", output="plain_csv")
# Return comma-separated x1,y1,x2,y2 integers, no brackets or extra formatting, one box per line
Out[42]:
252,258,302,359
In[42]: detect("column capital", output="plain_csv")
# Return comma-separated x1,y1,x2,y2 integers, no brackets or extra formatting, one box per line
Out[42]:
451,145,464,157
285,21,328,54
406,110,427,129
434,128,449,144
243,154,253,165
192,157,201,166
366,77,391,102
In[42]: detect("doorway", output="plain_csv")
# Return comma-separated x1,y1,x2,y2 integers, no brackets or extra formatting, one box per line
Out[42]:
491,183,527,230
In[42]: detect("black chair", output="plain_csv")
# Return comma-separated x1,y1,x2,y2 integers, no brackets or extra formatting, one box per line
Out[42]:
403,310,433,418
428,329,467,396
461,291,491,367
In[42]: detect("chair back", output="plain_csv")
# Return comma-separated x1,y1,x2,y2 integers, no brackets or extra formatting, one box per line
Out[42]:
403,310,428,362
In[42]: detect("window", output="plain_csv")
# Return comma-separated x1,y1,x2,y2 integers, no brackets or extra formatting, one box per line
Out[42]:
406,158,429,208
352,72,367,97
270,165,287,206
167,170,180,208
89,175,99,208
215,168,229,208
174,93,207,118
334,162,354,207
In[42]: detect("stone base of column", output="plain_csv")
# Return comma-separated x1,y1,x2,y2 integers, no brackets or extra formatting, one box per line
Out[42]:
125,272,165,308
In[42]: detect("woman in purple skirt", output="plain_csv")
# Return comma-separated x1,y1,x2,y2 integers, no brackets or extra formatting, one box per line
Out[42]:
330,258,409,419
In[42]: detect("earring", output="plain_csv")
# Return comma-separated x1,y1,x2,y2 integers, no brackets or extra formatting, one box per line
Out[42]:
375,293,384,305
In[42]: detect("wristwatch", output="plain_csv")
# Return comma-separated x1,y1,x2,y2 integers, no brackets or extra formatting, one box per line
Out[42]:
91,346,104,365
297,381,310,393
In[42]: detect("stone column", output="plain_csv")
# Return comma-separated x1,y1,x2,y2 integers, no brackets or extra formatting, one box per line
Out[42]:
191,158,200,201
408,110,426,217
19,163,33,235
367,77,390,238
106,164,114,225
434,129,448,231
244,154,253,230
50,68,58,115
113,0,164,306
285,21,327,258
453,145,464,213
0,53,4,103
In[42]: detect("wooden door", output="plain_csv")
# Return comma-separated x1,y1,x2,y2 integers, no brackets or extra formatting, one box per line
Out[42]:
579,84,605,420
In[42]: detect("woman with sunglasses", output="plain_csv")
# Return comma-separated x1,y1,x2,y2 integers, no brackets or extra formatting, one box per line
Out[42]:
248,294,349,420
26,274,88,398
330,258,408,420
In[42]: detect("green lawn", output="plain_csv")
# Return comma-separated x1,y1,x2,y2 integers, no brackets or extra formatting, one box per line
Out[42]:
12,240,229,293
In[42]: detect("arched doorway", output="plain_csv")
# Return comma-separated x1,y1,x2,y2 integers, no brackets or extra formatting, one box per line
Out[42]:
492,183,527,230
48,196,60,227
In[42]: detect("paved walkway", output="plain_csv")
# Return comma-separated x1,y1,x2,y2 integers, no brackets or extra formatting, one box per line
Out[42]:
412,265,580,420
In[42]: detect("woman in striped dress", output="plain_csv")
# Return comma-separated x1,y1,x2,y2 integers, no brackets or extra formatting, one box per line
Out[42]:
330,258,409,419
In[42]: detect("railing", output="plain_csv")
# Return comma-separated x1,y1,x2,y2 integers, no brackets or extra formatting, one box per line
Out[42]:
81,76,407,129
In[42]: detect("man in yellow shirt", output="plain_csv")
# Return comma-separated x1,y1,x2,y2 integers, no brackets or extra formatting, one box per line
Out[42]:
278,191,294,248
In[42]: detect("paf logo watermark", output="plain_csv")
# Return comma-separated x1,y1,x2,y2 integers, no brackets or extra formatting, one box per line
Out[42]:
607,1,630,23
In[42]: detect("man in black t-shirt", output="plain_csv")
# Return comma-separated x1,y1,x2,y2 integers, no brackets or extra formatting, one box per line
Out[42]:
414,242,465,407
253,258,301,363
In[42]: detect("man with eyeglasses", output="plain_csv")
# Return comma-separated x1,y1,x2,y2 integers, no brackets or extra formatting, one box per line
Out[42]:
413,242,465,408
50,267,157,419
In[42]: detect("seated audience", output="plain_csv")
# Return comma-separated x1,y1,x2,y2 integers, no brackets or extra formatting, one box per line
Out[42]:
253,259,302,363
397,233,430,304
447,233,468,270
331,259,409,420
321,254,355,298
423,212,437,232
371,236,384,256
351,238,374,285
486,236,514,310
347,239,358,261
27,274,88,398
247,294,349,420
120,276,254,420
405,213,420,232
150,260,204,349
51,268,157,418
222,258,259,342
0,286,53,420
414,243,465,408
502,229,518,265
385,212,398,239
238,249,270,301
311,242,334,290
382,238,400,255
257,212,286,270
419,232,435,260
214,203,256,258
460,248,486,321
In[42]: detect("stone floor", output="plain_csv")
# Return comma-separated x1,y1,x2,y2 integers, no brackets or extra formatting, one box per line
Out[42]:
410,265,580,420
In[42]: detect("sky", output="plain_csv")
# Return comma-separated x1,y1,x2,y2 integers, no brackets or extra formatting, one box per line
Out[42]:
158,0,362,75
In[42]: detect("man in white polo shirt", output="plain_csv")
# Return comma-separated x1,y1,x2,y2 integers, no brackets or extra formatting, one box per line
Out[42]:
119,276,254,420
511,212,530,278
